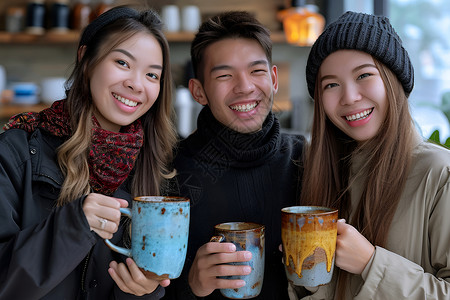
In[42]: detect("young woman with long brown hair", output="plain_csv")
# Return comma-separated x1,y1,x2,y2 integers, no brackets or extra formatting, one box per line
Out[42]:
0,6,177,299
293,11,450,300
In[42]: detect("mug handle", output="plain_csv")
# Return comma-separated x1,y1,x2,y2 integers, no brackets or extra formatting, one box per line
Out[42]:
104,207,132,256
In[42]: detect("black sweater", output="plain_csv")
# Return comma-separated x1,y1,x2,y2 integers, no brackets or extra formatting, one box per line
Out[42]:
164,107,305,300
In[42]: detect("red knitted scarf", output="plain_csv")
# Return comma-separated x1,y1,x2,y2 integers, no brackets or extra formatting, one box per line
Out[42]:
4,100,143,196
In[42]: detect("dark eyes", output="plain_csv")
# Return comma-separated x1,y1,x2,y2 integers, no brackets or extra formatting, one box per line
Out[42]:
252,69,267,73
117,60,128,67
357,73,371,80
215,68,267,79
324,83,338,89
216,74,231,79
323,72,372,90
147,73,159,80
116,60,159,80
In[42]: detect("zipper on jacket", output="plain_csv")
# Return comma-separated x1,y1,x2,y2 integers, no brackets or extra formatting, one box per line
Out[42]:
38,172,63,186
81,248,92,293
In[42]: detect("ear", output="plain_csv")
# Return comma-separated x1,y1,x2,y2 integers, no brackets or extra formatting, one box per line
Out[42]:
189,78,208,106
271,64,278,95
77,45,87,62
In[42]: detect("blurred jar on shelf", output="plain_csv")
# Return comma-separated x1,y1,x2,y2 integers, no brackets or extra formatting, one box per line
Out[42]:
161,5,180,32
10,82,40,105
0,66,6,97
49,0,70,33
181,5,201,32
5,6,25,33
40,77,67,105
278,0,325,46
71,0,91,30
25,0,46,35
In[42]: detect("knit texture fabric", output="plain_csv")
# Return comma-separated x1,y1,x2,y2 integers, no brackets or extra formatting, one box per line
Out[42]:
306,11,414,98
189,105,280,168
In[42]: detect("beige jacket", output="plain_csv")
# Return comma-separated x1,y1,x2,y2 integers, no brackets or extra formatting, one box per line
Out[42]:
292,133,450,299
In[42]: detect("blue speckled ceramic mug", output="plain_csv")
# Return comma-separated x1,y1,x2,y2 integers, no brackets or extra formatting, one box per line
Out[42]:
105,196,190,280
211,222,265,299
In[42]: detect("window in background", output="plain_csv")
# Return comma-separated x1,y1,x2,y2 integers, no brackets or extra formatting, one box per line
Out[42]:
390,0,450,143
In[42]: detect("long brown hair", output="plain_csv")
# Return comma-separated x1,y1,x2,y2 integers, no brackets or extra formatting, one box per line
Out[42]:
57,8,176,205
300,57,414,299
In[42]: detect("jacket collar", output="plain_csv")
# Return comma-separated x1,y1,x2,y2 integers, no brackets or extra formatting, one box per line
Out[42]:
29,129,65,186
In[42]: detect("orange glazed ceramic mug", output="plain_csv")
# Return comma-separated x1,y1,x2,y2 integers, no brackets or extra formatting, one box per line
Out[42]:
281,206,338,286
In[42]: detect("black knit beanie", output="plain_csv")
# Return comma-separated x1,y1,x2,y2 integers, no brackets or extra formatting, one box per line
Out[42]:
78,6,139,48
305,11,414,98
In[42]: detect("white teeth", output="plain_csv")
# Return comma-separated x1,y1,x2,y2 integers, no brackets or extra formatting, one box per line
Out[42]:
345,108,373,121
229,102,258,112
113,93,138,107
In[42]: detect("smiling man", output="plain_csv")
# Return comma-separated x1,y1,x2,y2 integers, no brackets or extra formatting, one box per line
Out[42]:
164,11,305,300
189,37,276,134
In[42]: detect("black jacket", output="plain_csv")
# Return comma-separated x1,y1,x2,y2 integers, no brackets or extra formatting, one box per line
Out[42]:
0,128,164,300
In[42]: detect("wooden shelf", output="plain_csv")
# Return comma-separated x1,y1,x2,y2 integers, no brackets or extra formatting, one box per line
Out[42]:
0,30,287,44
0,103,50,119
0,30,81,44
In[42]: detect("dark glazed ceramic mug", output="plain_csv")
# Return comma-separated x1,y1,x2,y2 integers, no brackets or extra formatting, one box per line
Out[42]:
211,222,265,299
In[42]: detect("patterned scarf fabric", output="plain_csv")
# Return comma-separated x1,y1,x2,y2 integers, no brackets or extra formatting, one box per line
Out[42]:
4,100,144,195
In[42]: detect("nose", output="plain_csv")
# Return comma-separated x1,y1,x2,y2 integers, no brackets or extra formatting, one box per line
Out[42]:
124,73,144,93
340,83,362,106
233,73,255,94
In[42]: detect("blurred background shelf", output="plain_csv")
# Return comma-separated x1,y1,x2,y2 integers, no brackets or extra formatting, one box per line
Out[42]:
0,103,49,119
0,30,80,44
0,30,286,44
0,0,316,136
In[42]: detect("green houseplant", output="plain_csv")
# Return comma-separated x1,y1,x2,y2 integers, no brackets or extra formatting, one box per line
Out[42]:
429,130,450,149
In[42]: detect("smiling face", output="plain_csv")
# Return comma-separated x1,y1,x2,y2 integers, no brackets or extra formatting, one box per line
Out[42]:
319,50,388,142
189,38,278,133
89,32,163,132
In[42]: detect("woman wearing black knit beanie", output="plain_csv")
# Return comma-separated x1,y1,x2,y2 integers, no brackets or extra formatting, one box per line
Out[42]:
0,6,176,299
293,11,450,300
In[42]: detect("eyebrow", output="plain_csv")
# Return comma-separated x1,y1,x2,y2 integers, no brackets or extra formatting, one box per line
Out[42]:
210,59,269,74
112,49,163,70
354,63,377,72
320,63,377,82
